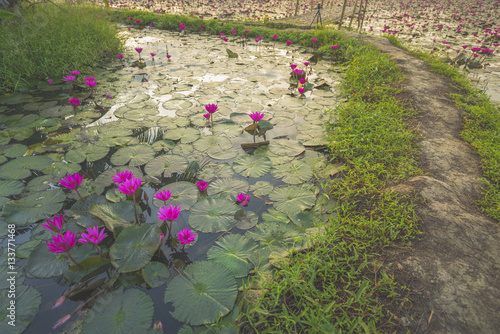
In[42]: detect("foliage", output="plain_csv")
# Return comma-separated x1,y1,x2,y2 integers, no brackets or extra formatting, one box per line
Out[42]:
0,4,122,93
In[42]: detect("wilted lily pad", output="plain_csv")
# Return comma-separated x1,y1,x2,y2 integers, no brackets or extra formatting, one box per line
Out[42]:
207,234,258,277
110,224,161,273
0,155,53,179
111,144,156,166
81,289,154,334
189,197,239,233
164,261,237,326
233,154,271,178
3,190,66,225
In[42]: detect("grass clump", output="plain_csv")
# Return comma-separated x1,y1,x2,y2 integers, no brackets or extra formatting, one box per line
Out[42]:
0,4,122,93
409,50,500,221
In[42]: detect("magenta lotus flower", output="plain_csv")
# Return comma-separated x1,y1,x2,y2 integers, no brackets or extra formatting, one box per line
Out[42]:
85,80,97,89
158,204,182,221
203,113,210,120
304,62,310,66
150,53,156,57
47,230,77,254
79,226,107,245
136,19,141,24
197,181,208,191
245,30,249,34
299,78,306,84
290,64,297,70
117,176,142,194
273,35,278,40
177,229,196,245
116,54,124,60
135,47,143,54
60,173,84,190
286,41,292,46
205,104,218,114
47,79,53,85
159,233,165,244
167,54,171,59
249,112,264,122
231,30,236,35
155,190,172,201
70,71,80,76
107,94,112,99
223,38,229,42
298,87,305,95
149,23,154,27
254,38,259,43
42,214,65,233
331,45,339,49
129,17,134,20
312,38,317,42
113,170,133,184
200,24,205,28
236,193,250,206
62,75,75,82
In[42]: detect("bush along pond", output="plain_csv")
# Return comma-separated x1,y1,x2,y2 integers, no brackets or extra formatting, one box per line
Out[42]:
0,24,346,333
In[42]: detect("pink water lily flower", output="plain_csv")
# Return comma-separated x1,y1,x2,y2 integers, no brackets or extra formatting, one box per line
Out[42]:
135,47,143,54
113,170,133,184
249,112,264,122
286,41,292,45
85,80,97,89
205,104,218,114
177,229,196,245
62,75,76,82
304,62,310,66
273,35,278,40
158,204,182,221
290,64,297,70
299,78,306,84
236,193,250,206
331,45,339,49
203,113,211,120
129,17,134,20
298,87,305,95
150,53,156,57
116,54,124,60
155,189,172,201
42,214,65,233
47,79,53,85
70,71,80,76
79,226,108,245
197,181,208,191
46,230,77,254
117,176,142,194
136,19,141,24
60,173,84,190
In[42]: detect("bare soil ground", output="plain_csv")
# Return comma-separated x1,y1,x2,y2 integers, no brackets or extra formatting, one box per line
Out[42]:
340,32,500,333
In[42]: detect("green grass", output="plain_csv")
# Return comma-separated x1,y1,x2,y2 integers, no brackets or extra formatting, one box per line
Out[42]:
402,48,500,221
0,4,122,93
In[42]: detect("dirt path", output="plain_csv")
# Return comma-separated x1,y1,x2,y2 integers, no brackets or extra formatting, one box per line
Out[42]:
339,32,500,333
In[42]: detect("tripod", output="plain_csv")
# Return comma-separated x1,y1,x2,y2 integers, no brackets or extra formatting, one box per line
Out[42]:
310,4,322,27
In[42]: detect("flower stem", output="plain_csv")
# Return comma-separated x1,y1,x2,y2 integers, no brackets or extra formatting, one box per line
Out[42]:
253,120,256,143
132,193,139,224
66,250,79,266
95,244,104,257
75,189,83,200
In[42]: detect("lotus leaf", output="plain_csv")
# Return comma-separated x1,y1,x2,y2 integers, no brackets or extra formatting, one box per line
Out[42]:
197,162,234,181
207,234,258,277
89,201,141,232
271,160,313,184
233,154,271,178
0,285,41,334
25,243,69,278
111,144,156,166
142,262,170,288
152,181,198,210
268,139,305,157
0,155,53,179
105,189,126,203
207,178,249,198
164,261,237,326
246,221,298,247
15,240,42,259
193,135,232,152
212,121,243,138
43,161,81,177
81,289,154,334
188,198,239,233
249,181,273,196
262,208,290,224
145,155,189,178
65,145,110,163
269,185,316,215
164,127,200,143
152,139,176,152
64,256,112,284
3,190,65,225
207,147,239,160
0,179,24,197
173,143,194,155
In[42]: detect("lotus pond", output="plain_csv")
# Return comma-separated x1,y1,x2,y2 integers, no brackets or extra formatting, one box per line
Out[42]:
0,26,344,333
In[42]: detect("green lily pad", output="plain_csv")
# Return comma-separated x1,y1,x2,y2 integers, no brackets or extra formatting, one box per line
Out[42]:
207,178,249,197
153,181,198,210
65,145,110,163
164,261,237,326
193,135,232,152
25,243,69,278
0,155,53,179
164,127,200,143
3,190,66,225
81,289,154,334
197,162,234,181
254,145,292,165
172,143,194,155
89,201,141,232
271,160,313,184
262,208,290,224
233,154,271,178
0,285,41,334
111,144,156,167
189,198,239,233
43,161,81,177
235,209,259,230
0,143,28,160
16,240,42,259
145,155,189,178
249,181,273,196
207,146,239,160
105,188,126,203
152,139,176,152
207,234,258,277
269,185,317,215
0,179,24,197
212,121,243,138
246,221,298,247
110,224,161,273
64,256,112,284
268,139,305,157
142,262,170,288
69,195,107,228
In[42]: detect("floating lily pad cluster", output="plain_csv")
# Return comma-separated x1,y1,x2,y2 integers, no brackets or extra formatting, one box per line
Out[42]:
0,28,343,332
